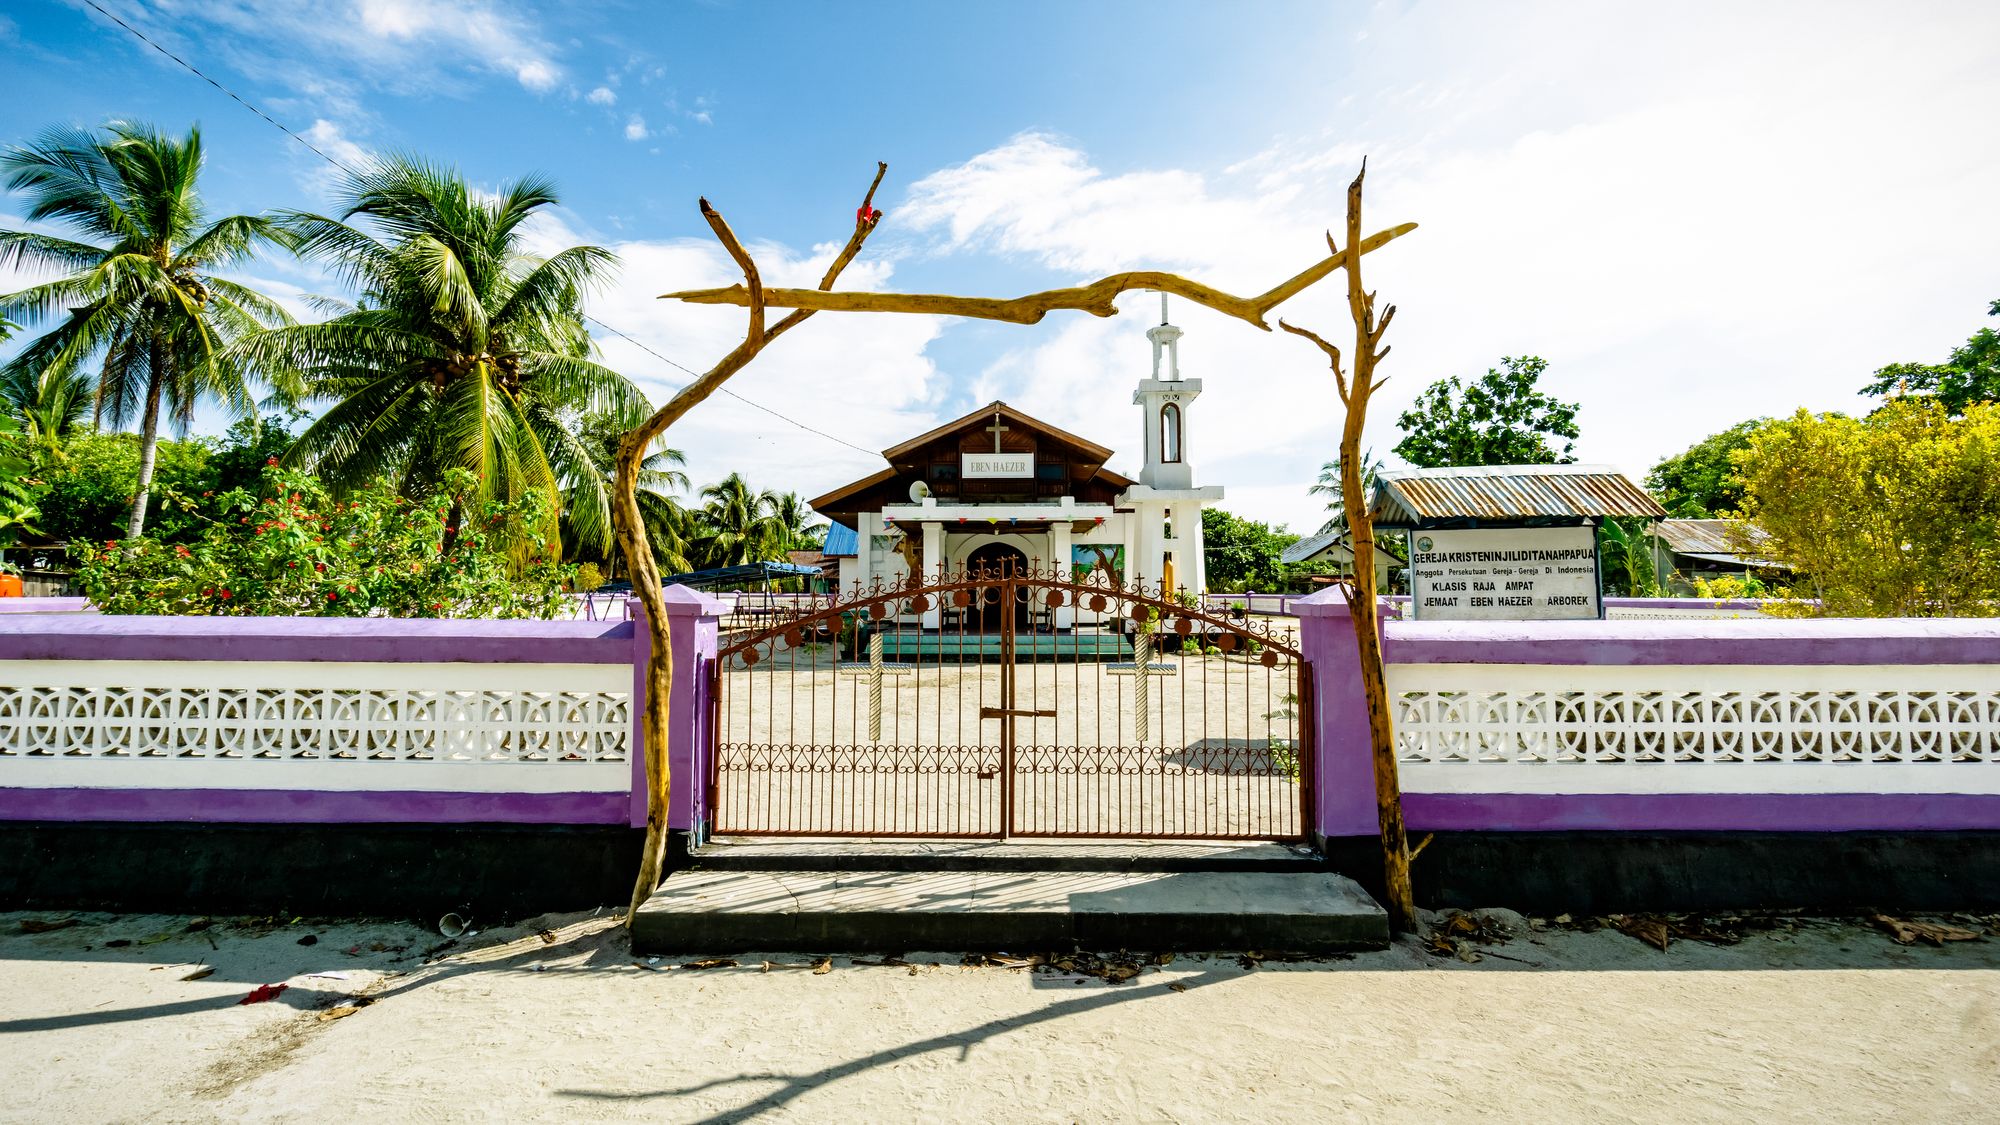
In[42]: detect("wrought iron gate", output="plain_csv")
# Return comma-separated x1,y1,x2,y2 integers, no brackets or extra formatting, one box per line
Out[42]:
709,567,1311,839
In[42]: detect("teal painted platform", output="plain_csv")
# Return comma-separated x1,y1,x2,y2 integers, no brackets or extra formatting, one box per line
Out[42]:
871,630,1131,663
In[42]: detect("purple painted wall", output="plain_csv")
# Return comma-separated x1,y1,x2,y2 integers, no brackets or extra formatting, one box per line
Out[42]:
0,613,636,664
0,593,734,829
632,587,727,832
0,787,629,825
1295,587,2000,835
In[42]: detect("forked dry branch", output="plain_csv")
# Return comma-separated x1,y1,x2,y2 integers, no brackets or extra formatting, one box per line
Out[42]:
615,160,1416,924
1278,161,1416,931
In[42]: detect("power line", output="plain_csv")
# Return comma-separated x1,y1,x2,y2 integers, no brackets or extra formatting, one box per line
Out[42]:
580,315,877,455
75,0,880,460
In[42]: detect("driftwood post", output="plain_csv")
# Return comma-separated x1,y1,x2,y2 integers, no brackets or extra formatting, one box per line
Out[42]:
1279,162,1418,932
615,162,1416,922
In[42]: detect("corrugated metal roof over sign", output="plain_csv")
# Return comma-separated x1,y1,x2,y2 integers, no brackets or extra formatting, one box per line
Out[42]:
1369,464,1666,526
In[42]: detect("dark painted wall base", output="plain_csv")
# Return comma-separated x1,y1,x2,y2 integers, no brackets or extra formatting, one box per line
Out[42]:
0,823,652,921
1321,830,2000,915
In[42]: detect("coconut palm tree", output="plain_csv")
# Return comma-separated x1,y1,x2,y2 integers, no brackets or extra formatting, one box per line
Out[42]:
240,155,642,546
0,122,292,535
767,490,824,551
1311,448,1383,536
562,409,692,577
696,472,782,568
2,360,92,467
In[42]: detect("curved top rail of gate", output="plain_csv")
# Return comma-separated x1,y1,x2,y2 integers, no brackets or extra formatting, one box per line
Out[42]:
717,565,1303,664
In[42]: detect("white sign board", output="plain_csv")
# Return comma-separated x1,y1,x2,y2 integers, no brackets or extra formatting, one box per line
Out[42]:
962,453,1034,479
1407,526,1602,621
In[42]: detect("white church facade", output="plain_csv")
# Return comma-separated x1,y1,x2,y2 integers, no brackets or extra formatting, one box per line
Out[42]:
815,301,1222,627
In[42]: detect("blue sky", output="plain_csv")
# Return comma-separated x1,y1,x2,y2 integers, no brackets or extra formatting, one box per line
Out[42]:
4,0,1998,531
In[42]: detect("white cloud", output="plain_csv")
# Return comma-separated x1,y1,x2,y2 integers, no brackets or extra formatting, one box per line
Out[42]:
80,0,565,107
896,0,2000,531
303,119,372,170
586,85,617,106
624,115,648,142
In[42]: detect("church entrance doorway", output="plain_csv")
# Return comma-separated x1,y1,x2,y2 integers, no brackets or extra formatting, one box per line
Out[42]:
706,569,1312,840
964,543,1029,631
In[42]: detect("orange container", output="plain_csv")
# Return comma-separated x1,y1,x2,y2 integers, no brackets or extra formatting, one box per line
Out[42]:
0,574,23,598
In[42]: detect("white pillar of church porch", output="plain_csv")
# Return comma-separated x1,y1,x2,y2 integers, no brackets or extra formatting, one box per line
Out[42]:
854,512,876,598
1175,500,1206,594
1050,519,1075,629
921,520,944,630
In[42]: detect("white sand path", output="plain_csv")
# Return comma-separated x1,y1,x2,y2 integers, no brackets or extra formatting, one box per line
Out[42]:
1,908,1996,1122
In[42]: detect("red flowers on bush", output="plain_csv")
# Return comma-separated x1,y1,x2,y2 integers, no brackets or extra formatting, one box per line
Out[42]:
70,466,572,619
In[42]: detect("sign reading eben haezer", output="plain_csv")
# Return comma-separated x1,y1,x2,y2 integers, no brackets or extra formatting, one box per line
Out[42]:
1406,526,1602,620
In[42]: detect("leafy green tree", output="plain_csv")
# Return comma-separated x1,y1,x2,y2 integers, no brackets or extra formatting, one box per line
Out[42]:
1200,508,1300,592
1645,419,1768,518
1861,299,1999,416
202,412,301,500
1735,400,2000,617
0,410,38,548
240,156,641,547
0,121,292,537
72,463,571,617
1597,517,1662,596
29,430,211,546
1393,355,1579,468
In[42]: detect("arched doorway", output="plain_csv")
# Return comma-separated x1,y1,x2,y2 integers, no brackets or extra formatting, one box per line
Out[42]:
964,542,1028,632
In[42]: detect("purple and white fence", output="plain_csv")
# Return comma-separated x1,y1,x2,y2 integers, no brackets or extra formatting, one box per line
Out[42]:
0,590,730,829
1297,589,2000,835
2,585,1997,843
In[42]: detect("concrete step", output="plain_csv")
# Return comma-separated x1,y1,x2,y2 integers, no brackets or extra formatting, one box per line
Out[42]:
690,836,1322,873
630,868,1388,954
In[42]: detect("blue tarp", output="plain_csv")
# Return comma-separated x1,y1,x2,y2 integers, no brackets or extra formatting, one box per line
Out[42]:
653,561,824,590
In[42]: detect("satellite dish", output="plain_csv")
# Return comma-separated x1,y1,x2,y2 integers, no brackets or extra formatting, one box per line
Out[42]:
909,480,932,502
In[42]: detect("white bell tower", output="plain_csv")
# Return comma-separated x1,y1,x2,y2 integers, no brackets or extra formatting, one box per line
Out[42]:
1136,292,1199,490
1120,293,1222,593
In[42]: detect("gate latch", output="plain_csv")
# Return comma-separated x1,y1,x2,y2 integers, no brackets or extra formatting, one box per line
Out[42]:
979,706,1057,719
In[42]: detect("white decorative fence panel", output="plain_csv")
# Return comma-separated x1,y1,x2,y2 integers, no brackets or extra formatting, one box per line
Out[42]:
0,660,631,793
1389,663,2000,794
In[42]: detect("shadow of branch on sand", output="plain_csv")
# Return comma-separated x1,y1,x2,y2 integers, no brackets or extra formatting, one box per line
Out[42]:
551,967,1238,1123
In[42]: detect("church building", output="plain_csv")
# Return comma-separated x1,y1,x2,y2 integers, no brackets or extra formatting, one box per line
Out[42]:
815,299,1222,627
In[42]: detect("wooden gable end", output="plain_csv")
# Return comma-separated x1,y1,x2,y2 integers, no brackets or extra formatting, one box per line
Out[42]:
811,401,1132,527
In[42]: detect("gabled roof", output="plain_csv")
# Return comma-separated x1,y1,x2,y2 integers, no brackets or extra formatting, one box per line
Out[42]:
1370,464,1666,527
881,400,1114,463
1281,530,1349,564
808,467,898,516
809,400,1131,526
1657,518,1788,569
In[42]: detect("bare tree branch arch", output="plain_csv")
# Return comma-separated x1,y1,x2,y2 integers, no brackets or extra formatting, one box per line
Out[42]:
613,161,1417,926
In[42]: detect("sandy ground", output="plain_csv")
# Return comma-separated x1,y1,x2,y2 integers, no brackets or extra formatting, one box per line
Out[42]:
2,907,1996,1123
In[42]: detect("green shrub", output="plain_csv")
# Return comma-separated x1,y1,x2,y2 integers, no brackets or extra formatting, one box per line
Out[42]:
72,463,572,617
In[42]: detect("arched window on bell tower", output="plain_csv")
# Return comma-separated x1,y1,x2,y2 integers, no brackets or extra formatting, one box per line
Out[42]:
1161,403,1182,463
